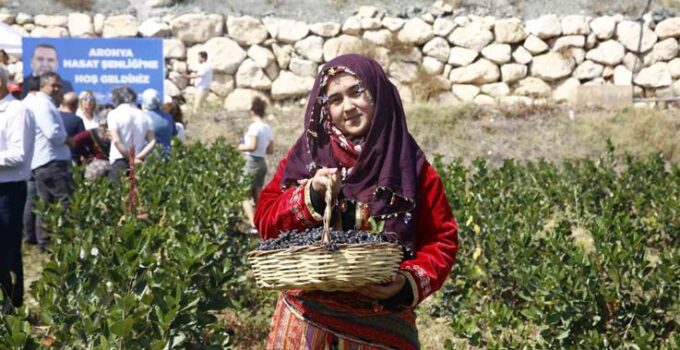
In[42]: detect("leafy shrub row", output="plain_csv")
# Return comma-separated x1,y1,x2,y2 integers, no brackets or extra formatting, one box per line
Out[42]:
3,140,264,349
434,145,680,349
2,142,678,349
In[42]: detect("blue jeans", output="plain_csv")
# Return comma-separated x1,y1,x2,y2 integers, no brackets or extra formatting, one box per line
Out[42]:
0,181,27,307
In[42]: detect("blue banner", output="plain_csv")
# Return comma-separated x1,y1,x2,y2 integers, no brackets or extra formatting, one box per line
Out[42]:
22,37,164,104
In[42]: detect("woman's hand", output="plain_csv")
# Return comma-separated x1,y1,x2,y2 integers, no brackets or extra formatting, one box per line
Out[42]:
311,167,341,199
356,273,406,300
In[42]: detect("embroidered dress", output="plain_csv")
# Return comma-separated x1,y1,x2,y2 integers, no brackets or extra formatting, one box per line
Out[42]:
268,295,412,350
257,157,456,350
254,55,459,350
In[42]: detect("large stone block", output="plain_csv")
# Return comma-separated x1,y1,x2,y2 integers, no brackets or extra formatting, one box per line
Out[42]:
271,71,315,100
68,13,94,37
448,23,494,52
449,58,500,84
530,52,575,81
494,18,527,44
103,15,138,38
227,16,268,45
616,20,657,53
170,14,224,45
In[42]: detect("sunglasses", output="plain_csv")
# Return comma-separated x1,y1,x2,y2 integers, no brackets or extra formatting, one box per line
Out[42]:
82,97,96,102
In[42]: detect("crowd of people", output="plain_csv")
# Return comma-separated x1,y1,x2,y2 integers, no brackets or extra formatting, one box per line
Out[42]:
0,64,188,308
2,50,458,349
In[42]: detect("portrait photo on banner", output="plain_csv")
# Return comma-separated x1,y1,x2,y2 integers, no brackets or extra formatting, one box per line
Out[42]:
21,37,164,104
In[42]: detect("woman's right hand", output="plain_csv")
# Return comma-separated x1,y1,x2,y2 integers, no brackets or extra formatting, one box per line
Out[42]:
311,167,341,199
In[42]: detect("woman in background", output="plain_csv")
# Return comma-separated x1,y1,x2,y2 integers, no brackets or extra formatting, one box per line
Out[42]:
76,90,99,130
239,97,274,234
162,95,186,142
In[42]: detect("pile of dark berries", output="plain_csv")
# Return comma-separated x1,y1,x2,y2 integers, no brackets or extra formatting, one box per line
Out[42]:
256,227,394,252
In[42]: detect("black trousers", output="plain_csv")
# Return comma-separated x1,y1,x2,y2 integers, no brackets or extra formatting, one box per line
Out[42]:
22,177,36,244
0,181,27,307
109,159,130,182
32,160,71,249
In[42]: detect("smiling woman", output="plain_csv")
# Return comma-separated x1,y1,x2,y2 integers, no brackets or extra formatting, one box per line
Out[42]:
254,54,459,350
325,72,374,141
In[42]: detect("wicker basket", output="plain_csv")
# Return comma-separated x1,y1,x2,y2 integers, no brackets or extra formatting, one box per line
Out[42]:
248,181,403,292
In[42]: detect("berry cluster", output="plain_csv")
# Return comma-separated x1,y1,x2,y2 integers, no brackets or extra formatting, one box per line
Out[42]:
256,227,393,251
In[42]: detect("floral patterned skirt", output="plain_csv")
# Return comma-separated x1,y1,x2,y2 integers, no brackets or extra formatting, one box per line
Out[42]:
266,295,396,350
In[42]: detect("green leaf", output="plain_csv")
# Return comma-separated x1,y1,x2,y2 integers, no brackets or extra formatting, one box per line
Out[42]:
109,318,134,337
556,329,570,340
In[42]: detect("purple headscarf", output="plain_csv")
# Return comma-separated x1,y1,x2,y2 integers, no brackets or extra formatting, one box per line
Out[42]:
281,54,426,251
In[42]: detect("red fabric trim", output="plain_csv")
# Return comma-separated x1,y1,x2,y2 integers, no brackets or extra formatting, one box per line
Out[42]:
255,156,322,240
400,163,459,304
329,126,359,168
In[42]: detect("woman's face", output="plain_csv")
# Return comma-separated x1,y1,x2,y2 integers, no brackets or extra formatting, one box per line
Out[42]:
325,73,374,140
81,94,96,112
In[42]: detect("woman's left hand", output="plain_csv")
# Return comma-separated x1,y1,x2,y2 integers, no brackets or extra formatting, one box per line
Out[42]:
356,273,406,300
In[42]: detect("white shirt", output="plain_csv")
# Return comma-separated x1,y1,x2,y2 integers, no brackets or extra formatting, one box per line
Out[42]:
0,94,35,182
76,109,100,130
195,62,213,90
244,120,273,158
25,92,71,170
107,103,153,163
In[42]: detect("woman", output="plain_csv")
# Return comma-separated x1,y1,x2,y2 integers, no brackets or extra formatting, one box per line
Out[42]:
76,90,99,130
254,54,458,350
162,95,186,142
72,118,111,180
239,97,274,234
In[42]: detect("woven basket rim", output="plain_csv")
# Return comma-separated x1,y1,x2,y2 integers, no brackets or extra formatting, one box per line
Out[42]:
247,241,402,257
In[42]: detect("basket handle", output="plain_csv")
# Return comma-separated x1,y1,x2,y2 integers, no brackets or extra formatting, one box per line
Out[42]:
321,177,333,244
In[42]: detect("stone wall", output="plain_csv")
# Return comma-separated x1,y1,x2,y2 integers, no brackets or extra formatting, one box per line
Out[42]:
2,5,680,113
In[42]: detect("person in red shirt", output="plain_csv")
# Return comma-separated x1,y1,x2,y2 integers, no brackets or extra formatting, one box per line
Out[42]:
255,54,459,350
72,119,111,180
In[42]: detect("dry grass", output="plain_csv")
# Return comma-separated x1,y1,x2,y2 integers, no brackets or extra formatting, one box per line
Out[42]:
484,101,564,120
55,0,93,10
442,0,463,8
406,102,680,165
385,32,418,55
575,107,680,163
660,0,680,9
405,102,479,158
266,0,285,8
187,102,680,169
417,298,466,350
409,66,452,102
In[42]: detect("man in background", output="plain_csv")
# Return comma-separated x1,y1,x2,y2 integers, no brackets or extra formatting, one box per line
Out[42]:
107,86,156,181
0,65,35,307
185,51,212,114
24,72,71,252
59,92,85,164
21,43,73,99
